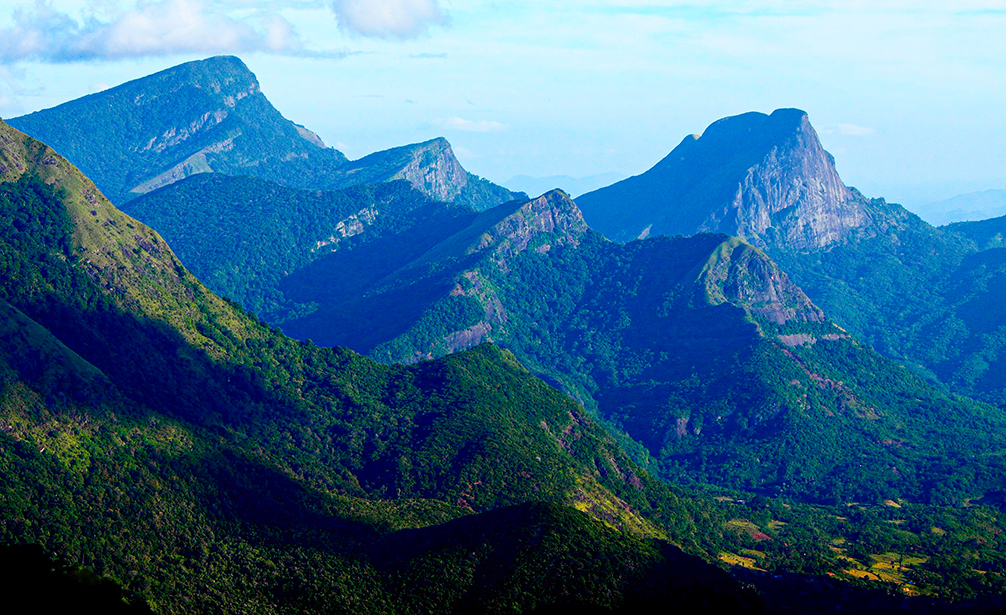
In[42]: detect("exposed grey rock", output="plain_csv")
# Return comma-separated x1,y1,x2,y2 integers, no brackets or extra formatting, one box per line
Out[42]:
575,108,875,251
695,236,826,324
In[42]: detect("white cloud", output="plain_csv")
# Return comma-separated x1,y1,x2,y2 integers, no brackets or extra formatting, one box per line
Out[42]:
0,0,343,62
331,0,447,39
433,117,505,132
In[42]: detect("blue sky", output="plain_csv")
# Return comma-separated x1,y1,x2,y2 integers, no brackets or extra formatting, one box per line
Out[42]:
0,0,1004,209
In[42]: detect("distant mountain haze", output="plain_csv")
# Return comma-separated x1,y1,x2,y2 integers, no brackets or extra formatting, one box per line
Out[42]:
912,189,1006,226
8,55,521,210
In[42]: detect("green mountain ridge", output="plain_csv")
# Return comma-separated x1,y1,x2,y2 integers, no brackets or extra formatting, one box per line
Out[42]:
8,77,1006,612
128,172,1006,505
7,56,520,211
945,213,1006,250
325,192,1006,504
0,119,763,612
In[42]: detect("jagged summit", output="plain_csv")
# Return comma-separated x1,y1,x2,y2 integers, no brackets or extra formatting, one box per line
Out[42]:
414,189,588,263
338,137,470,203
9,56,520,211
575,108,873,250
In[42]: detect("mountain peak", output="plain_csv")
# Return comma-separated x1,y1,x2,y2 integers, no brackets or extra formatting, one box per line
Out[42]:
576,108,872,250
8,58,520,211
7,55,339,204
42,55,260,116
345,136,469,202
486,189,588,253
691,235,825,325
701,108,807,139
406,189,586,270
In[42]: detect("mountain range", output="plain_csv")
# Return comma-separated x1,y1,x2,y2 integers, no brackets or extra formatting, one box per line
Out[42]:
0,116,769,613
7,55,1006,612
913,189,1006,226
125,166,1006,507
7,56,521,211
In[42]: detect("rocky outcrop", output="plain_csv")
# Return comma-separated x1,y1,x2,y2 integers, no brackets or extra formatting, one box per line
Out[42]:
695,236,825,324
476,190,588,259
389,138,470,202
402,189,588,274
334,137,520,209
697,112,871,250
575,108,875,251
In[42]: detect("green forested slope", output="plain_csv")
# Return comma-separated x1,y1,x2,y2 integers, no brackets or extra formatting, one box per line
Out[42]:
6,117,1006,610
120,174,470,321
769,199,1006,407
110,149,1006,506
272,192,1006,505
945,214,1006,250
6,56,343,206
0,120,755,613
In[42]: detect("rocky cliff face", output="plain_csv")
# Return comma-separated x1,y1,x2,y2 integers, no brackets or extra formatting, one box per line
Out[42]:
470,189,588,259
694,236,825,325
697,112,871,250
390,138,470,202
335,137,520,210
575,108,875,251
400,189,587,275
421,190,588,354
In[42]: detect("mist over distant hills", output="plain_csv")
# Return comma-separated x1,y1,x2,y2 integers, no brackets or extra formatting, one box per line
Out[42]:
911,189,1006,226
